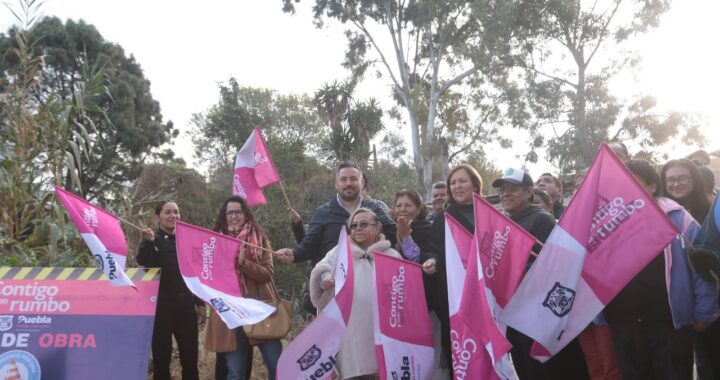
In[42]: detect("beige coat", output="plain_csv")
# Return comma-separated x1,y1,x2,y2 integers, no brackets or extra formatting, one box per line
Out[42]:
310,239,401,379
204,240,277,352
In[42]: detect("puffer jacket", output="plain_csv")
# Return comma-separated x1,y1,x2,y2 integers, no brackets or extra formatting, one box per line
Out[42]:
658,197,719,327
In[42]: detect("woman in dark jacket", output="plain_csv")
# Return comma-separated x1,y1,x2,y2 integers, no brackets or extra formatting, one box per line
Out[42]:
421,164,485,377
138,201,204,380
394,189,449,378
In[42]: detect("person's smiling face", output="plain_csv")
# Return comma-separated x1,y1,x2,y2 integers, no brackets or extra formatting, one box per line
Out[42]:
450,169,475,205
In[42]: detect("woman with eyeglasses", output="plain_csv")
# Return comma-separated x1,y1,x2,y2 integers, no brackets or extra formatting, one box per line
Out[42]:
309,208,402,379
661,159,712,223
204,196,282,380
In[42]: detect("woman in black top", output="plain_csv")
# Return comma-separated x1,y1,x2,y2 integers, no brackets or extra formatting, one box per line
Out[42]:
138,201,205,380
422,164,484,377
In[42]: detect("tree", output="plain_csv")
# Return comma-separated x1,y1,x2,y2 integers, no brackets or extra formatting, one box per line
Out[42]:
313,79,384,167
282,0,527,197
0,16,177,201
191,79,327,173
283,0,518,192
1,1,108,266
515,0,705,172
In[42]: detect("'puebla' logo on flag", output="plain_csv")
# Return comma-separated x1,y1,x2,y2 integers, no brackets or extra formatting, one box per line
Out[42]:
542,282,576,318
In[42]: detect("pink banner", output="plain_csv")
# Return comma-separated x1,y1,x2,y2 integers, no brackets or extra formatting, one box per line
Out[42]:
276,228,355,380
54,188,134,287
174,221,275,329
446,215,517,380
499,144,679,361
233,127,280,206
372,253,434,380
474,193,535,310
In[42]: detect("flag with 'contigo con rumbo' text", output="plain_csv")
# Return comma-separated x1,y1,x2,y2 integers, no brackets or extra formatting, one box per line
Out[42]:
446,214,517,380
474,193,536,313
54,187,134,287
373,253,434,380
174,221,275,328
276,228,355,380
232,127,280,206
499,144,678,361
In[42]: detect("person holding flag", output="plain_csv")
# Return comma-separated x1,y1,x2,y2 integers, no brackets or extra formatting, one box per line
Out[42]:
492,168,590,380
204,196,283,380
138,201,205,380
309,208,402,379
423,164,485,376
604,160,718,379
276,162,396,314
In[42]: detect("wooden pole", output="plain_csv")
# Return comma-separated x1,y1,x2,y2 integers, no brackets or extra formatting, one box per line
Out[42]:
277,178,292,210
117,216,143,232
239,240,277,255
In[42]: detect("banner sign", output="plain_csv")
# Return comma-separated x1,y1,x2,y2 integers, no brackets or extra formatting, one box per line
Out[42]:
276,228,355,380
373,253,434,380
0,267,159,380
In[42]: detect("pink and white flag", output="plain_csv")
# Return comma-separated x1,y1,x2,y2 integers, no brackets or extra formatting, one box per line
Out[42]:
55,187,134,287
276,228,355,380
499,144,679,361
373,253,434,380
446,214,517,380
233,127,280,206
174,221,275,328
474,193,536,312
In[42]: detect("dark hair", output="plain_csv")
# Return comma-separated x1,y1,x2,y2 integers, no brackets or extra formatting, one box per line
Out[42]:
446,164,483,205
212,196,270,247
660,159,711,223
154,200,177,215
532,188,553,211
697,165,716,195
625,159,660,196
394,189,428,220
607,141,630,161
432,181,447,190
362,172,370,190
538,173,563,191
338,161,362,175
688,149,710,165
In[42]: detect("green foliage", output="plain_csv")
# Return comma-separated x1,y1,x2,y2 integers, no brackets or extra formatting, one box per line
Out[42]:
514,0,703,173
313,79,384,167
0,1,111,266
191,79,326,173
283,0,537,197
0,16,177,201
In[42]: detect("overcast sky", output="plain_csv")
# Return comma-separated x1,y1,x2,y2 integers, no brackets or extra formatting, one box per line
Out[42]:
1,0,718,176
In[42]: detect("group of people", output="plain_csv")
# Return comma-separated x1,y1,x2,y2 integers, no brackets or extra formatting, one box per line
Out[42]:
137,143,720,380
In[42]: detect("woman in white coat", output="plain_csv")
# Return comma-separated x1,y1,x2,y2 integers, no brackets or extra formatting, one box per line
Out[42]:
310,208,402,380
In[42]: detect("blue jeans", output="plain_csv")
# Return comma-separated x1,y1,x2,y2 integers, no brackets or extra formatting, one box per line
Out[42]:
222,328,282,380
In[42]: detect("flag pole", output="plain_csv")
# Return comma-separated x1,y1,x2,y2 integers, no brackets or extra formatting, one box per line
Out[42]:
240,240,277,255
277,178,292,210
117,216,143,232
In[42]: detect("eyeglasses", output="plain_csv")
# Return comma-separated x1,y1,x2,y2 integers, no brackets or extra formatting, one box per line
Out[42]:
349,222,377,231
225,209,244,217
666,175,691,186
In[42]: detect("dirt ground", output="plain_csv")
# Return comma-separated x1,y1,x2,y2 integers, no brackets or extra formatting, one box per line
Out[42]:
150,322,305,380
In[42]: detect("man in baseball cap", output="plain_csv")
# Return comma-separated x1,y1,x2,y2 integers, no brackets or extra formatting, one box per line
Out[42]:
493,171,590,378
